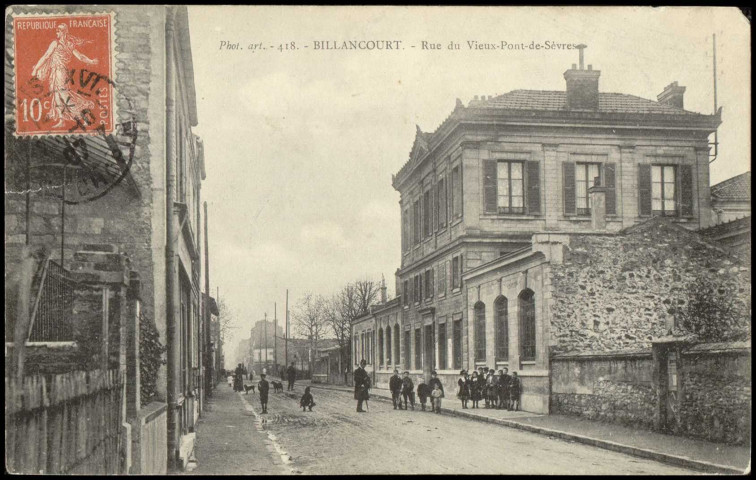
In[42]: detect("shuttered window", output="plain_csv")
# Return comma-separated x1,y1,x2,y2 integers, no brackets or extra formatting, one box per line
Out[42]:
451,165,462,218
423,189,431,237
474,302,486,362
605,163,617,215
404,329,411,368
432,183,438,232
638,164,652,216
576,163,601,216
438,261,447,296
519,290,536,361
679,164,694,217
452,319,462,369
413,200,421,244
652,165,677,216
414,328,422,370
438,322,447,370
497,161,525,214
386,326,392,364
563,162,576,215
526,160,541,214
451,255,462,290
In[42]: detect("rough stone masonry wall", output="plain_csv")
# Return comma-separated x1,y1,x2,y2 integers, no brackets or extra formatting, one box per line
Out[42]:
551,354,657,430
679,348,751,444
5,6,157,333
550,220,750,355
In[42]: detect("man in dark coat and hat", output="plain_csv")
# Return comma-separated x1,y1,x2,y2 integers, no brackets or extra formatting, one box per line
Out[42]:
353,359,370,412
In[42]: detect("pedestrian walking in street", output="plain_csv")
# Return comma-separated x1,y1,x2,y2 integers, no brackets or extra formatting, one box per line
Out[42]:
428,370,444,412
389,369,403,410
400,371,415,410
258,373,270,414
470,371,482,408
353,359,370,413
234,363,245,392
286,362,297,391
417,377,430,411
457,370,470,409
300,386,316,412
510,372,522,411
431,383,443,413
498,368,511,410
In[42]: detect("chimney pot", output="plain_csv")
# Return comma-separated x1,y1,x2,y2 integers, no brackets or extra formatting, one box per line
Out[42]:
572,63,577,69
564,66,601,110
587,64,592,70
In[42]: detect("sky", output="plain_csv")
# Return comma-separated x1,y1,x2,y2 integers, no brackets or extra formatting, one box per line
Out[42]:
186,6,750,366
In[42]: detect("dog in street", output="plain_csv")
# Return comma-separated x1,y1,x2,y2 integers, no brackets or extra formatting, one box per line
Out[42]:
243,384,255,394
271,381,284,393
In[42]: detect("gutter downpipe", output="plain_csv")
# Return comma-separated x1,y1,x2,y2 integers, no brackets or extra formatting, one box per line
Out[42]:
165,6,181,471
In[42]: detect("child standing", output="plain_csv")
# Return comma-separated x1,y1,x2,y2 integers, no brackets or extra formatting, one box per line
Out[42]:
401,371,415,410
258,373,270,414
457,370,470,409
470,371,482,408
417,377,430,411
510,371,522,411
428,371,444,412
431,383,443,413
300,386,316,411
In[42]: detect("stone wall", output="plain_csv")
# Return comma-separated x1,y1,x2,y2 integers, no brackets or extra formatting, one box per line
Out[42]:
679,345,751,444
551,352,657,429
550,218,750,355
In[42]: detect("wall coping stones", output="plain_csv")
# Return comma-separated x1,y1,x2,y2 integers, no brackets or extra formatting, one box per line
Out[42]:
685,341,750,354
552,349,652,360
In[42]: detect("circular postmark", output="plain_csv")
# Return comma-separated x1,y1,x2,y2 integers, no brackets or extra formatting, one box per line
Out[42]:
15,72,139,205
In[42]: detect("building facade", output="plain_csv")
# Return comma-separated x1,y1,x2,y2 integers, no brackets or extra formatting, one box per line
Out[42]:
355,54,725,411
4,5,211,471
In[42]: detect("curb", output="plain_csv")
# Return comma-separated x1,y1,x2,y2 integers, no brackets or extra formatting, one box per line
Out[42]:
308,383,745,475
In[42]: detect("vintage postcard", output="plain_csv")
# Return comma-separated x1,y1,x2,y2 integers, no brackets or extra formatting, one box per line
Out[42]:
4,5,750,475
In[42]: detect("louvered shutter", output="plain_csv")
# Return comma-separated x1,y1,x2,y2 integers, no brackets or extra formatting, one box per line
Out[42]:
638,164,652,216
679,164,694,217
483,160,498,213
604,163,617,215
526,161,541,214
432,182,438,231
563,162,576,215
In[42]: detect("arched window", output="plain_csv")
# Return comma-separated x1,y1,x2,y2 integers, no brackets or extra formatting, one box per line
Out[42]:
395,327,401,367
494,296,509,361
386,326,392,364
378,328,384,365
474,302,486,362
519,290,536,361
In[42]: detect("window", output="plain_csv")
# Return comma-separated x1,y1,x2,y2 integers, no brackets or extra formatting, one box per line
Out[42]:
403,280,409,306
438,321,447,370
353,335,358,363
576,163,601,216
394,327,400,366
413,200,421,245
519,290,536,361
497,161,525,214
652,165,677,216
378,328,384,365
360,332,365,361
474,302,486,362
423,189,431,237
402,207,409,253
414,328,422,370
437,261,447,296
404,329,411,368
386,326,392,364
451,255,462,290
437,176,447,228
451,165,462,218
424,269,433,300
494,296,509,361
452,318,462,369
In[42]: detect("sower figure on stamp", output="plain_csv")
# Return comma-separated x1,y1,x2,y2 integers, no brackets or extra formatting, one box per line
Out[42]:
31,23,98,128
353,359,370,413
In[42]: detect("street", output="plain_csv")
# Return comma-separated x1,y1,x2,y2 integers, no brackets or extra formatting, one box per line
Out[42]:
192,382,698,475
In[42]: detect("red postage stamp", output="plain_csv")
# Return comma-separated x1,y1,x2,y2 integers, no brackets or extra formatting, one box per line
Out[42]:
12,13,116,137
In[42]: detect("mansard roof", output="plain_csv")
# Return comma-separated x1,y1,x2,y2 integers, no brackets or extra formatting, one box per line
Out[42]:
711,171,751,202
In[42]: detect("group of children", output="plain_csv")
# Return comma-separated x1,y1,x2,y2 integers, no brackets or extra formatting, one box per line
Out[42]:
389,369,446,413
254,373,316,414
456,367,521,410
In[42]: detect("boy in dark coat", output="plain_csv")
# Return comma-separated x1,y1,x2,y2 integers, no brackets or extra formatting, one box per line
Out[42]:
300,386,315,411
428,371,444,412
457,370,470,409
498,368,511,410
470,372,482,408
416,377,430,411
510,371,522,411
400,371,415,410
389,369,403,410
258,373,270,414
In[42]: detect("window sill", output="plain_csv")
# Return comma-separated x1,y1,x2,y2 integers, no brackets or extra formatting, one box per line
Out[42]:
520,360,536,365
451,217,463,227
451,288,462,295
480,214,539,220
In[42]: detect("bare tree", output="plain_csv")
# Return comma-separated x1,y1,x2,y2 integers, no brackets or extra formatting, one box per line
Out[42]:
216,297,237,348
334,279,381,370
293,293,328,374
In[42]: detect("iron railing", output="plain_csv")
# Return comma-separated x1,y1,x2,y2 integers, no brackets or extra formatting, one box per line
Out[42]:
27,259,78,342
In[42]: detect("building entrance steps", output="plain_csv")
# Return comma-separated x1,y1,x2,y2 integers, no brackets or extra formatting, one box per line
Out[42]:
297,380,749,474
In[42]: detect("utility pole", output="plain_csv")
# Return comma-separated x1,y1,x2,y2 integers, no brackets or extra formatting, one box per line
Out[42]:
285,289,289,367
274,302,277,374
264,312,268,367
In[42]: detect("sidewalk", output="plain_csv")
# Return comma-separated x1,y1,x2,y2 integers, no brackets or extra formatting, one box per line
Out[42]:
186,383,289,475
301,380,749,474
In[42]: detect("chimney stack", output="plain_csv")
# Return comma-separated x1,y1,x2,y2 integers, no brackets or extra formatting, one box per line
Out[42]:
380,275,387,303
564,44,600,110
657,81,686,109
